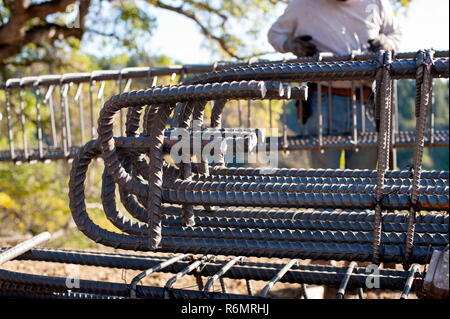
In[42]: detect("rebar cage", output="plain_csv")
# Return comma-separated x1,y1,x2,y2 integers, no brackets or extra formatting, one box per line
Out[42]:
0,49,449,299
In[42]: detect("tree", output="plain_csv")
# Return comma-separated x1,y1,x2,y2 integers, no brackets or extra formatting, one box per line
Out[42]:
1,0,412,68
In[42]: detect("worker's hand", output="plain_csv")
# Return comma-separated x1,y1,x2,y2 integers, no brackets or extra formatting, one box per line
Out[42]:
283,35,318,57
368,34,395,52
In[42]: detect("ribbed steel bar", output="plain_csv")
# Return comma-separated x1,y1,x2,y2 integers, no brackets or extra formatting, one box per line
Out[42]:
190,59,449,85
0,289,124,300
157,237,437,263
161,182,448,211
336,261,357,299
163,255,213,299
163,178,448,196
160,206,449,225
2,53,446,164
317,83,323,152
161,215,449,234
260,259,298,297
2,247,413,289
351,81,358,151
1,131,447,163
189,172,449,187
405,50,435,268
204,256,245,294
200,167,449,180
0,269,257,299
400,264,420,299
3,51,447,90
59,83,69,156
270,130,449,151
129,253,191,299
246,280,254,296
158,225,448,246
0,232,51,266
373,51,393,265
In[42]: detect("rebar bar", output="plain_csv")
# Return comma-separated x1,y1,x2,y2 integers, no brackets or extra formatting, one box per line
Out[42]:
0,233,51,266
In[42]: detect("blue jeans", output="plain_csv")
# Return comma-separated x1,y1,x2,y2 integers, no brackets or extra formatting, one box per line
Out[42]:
303,92,378,169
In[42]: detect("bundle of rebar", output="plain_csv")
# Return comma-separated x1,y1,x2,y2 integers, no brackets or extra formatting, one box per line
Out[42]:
1,50,449,299
65,49,448,261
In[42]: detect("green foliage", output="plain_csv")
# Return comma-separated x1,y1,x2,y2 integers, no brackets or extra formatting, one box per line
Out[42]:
0,161,71,235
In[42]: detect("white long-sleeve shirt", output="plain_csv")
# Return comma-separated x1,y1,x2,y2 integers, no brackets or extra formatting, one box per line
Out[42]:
268,0,402,56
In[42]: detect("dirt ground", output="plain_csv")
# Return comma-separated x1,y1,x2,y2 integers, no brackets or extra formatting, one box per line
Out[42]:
1,246,411,299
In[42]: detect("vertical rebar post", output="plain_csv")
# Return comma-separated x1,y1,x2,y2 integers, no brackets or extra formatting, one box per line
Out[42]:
328,81,333,135
118,71,124,137
269,99,273,129
246,279,254,296
360,84,366,134
351,81,358,152
391,80,399,169
88,78,96,139
400,265,420,299
405,50,435,268
282,98,288,151
75,83,85,145
336,261,357,299
372,51,393,264
43,85,57,148
4,82,15,160
34,83,44,159
317,83,324,153
247,99,251,128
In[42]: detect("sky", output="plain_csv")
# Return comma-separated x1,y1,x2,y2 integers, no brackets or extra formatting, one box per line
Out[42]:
145,0,450,64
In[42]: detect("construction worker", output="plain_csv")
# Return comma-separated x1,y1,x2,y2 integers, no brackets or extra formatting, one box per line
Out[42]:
268,0,402,169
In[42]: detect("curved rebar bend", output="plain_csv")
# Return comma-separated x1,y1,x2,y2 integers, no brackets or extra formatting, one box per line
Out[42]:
163,255,214,299
97,80,270,249
260,259,299,298
69,139,155,251
203,256,245,295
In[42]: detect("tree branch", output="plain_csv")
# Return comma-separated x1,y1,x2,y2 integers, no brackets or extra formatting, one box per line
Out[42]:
147,0,244,59
0,23,82,60
26,0,77,19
